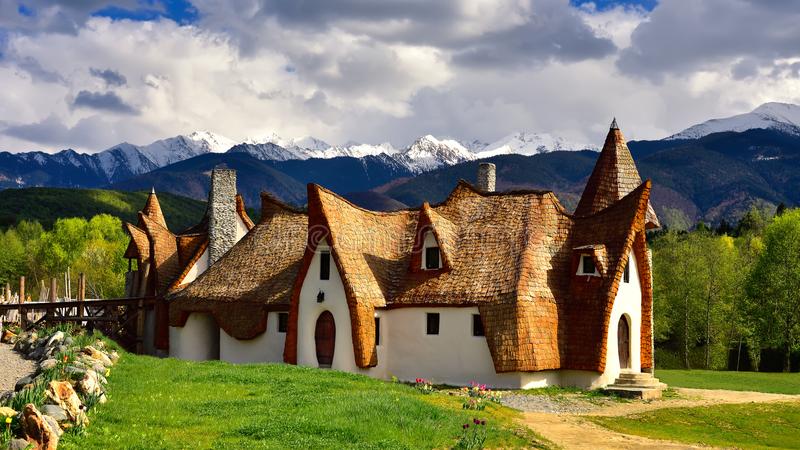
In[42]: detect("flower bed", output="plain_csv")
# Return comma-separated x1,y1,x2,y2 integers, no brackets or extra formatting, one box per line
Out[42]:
0,326,120,450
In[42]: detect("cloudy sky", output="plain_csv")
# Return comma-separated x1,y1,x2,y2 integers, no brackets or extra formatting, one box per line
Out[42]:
1,0,799,153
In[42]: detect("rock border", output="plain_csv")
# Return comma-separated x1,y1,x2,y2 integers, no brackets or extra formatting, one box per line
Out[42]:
1,328,119,450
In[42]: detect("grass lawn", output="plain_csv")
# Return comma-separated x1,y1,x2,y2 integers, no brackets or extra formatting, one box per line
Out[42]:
656,369,800,394
591,401,800,449
58,353,544,449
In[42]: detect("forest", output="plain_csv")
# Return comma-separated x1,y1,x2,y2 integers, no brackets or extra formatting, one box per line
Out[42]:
652,205,800,372
0,215,129,301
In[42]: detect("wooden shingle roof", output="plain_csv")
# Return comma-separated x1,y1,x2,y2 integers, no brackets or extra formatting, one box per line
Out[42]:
167,193,308,339
285,178,652,373
575,124,660,229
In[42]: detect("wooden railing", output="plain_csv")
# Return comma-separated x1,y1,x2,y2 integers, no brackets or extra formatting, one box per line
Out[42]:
0,296,157,354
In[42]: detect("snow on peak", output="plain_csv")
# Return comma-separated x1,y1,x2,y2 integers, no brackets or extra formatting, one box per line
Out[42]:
186,131,236,153
476,131,596,158
396,135,475,172
667,102,800,140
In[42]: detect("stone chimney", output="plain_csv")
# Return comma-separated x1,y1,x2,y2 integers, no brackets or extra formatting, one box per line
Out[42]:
208,167,238,264
477,162,496,192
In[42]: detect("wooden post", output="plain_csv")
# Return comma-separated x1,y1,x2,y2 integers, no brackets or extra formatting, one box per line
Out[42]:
49,278,57,302
78,273,85,321
19,276,25,328
136,299,146,354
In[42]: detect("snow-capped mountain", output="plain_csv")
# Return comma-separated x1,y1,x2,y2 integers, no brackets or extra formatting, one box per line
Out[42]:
667,102,800,140
227,142,300,161
394,135,475,172
476,131,596,158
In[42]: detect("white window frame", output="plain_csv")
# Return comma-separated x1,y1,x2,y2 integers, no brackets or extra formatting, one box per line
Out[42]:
577,254,600,277
421,231,443,270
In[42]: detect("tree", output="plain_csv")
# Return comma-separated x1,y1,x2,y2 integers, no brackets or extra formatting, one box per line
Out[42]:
745,209,800,372
736,207,768,237
776,202,787,217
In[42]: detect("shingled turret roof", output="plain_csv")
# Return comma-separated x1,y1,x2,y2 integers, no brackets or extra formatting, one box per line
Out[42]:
141,188,168,229
574,120,660,229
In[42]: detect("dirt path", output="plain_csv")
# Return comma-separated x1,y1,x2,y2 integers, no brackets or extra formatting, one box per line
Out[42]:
0,342,36,397
519,388,800,449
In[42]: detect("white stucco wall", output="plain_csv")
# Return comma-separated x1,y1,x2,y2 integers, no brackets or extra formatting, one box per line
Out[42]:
297,239,388,377
598,251,642,387
168,313,220,361
235,215,249,240
219,312,286,363
182,247,210,286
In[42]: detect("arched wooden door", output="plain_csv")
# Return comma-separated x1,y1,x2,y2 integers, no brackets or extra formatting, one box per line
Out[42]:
618,315,631,369
315,311,336,368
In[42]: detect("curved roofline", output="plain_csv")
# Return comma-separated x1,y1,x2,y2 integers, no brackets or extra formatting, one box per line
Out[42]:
309,180,571,217
260,191,308,215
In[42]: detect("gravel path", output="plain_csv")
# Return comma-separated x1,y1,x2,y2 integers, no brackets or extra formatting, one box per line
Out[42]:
0,342,36,396
501,392,618,414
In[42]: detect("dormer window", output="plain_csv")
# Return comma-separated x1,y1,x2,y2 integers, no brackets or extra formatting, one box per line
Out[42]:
578,254,599,276
421,231,442,270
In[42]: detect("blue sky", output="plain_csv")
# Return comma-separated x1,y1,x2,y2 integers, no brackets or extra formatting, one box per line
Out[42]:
94,0,198,24
572,0,658,10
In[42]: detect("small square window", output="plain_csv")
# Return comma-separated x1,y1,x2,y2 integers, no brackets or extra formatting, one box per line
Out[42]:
277,312,288,333
623,258,630,283
374,317,381,346
472,314,484,337
426,313,440,335
425,247,441,270
320,250,331,280
581,255,596,275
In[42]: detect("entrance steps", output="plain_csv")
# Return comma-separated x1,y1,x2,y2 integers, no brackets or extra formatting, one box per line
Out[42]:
604,371,666,400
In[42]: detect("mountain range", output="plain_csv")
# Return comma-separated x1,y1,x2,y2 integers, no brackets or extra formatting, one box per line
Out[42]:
2,102,800,228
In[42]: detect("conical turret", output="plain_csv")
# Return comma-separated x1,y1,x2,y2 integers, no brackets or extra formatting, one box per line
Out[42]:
575,119,659,228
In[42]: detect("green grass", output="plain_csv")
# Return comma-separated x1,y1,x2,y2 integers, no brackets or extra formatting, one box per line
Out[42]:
59,354,544,449
591,401,800,449
656,369,800,394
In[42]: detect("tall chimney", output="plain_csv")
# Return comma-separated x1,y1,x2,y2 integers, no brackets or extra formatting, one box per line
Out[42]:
477,162,496,192
208,167,238,264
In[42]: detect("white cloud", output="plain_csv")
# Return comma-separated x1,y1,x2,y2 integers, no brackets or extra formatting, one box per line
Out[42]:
1,0,800,154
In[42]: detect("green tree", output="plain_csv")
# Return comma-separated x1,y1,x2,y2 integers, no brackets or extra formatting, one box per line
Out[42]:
745,210,800,372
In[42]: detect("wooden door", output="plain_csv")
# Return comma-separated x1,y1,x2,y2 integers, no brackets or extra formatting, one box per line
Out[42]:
315,311,336,368
618,315,630,369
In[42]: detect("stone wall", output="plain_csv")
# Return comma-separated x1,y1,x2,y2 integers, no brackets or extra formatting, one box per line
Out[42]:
477,163,496,192
208,168,237,264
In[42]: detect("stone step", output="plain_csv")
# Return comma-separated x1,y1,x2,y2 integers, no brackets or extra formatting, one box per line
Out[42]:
604,385,664,400
612,377,662,387
617,372,657,380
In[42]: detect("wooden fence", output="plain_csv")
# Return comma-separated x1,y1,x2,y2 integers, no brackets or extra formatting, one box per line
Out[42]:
0,274,155,354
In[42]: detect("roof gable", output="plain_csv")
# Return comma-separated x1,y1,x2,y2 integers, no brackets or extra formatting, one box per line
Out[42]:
142,190,168,229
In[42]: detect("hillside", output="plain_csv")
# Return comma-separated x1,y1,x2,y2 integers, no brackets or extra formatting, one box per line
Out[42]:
110,152,307,207
0,188,207,231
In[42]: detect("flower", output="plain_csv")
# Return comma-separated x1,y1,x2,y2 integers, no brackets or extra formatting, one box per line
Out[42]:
462,424,469,429
481,420,487,426
5,417,11,424
473,418,480,425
